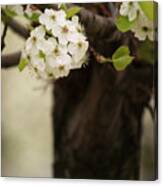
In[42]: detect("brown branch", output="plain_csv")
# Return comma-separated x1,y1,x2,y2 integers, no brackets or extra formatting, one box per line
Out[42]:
1,51,21,68
79,8,121,40
7,19,29,39
2,10,29,39
1,23,8,51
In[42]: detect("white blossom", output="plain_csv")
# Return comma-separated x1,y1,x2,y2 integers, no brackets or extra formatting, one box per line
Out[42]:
46,42,69,68
72,16,84,33
52,56,72,78
22,8,89,80
31,54,46,72
120,2,140,21
52,20,77,45
68,39,89,69
39,9,66,31
131,12,154,41
25,25,46,54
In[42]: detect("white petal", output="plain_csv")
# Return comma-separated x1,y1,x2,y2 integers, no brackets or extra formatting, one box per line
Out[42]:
68,43,77,55
45,8,55,16
59,35,68,45
57,10,66,25
37,39,54,54
147,30,154,41
54,68,70,79
47,55,56,68
37,62,46,71
26,37,33,50
135,30,147,40
51,25,61,37
31,25,45,38
128,9,137,21
72,16,79,25
59,45,68,55
120,2,129,16
39,13,47,25
31,56,45,71
48,37,57,48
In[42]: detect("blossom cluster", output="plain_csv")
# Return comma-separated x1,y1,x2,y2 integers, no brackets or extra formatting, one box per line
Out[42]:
22,9,88,80
120,2,154,41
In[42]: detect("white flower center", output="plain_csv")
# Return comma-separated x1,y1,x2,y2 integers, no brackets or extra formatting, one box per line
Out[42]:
32,36,37,43
53,48,60,56
59,65,65,71
62,26,69,33
50,15,56,21
142,26,149,32
78,42,82,48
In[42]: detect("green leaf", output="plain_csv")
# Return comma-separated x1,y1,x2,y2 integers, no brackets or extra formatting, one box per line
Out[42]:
112,46,129,60
18,58,29,72
115,15,136,32
60,3,68,12
112,46,134,71
66,6,81,19
113,56,134,71
139,1,155,21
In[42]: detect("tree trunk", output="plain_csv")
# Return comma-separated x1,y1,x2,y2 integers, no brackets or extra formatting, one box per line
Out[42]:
52,56,154,179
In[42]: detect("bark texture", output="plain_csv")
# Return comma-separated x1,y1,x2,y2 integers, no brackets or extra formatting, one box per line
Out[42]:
52,57,154,179
52,5,156,178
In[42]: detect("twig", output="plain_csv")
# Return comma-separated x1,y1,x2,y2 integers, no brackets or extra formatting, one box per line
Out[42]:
1,51,21,68
1,23,8,51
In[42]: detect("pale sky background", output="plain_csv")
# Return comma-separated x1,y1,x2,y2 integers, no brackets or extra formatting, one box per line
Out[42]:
1,23,54,177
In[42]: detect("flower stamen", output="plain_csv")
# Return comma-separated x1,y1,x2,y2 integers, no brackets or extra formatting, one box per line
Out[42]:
62,26,69,33
51,15,56,20
59,65,65,71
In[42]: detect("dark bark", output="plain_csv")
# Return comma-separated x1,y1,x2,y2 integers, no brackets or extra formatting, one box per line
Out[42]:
51,6,156,177
52,56,154,179
1,23,8,51
1,52,21,68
